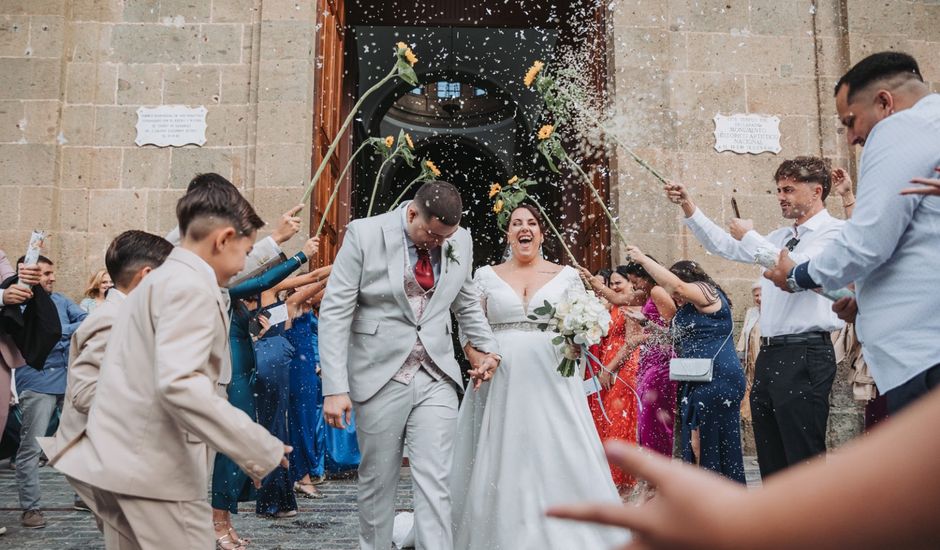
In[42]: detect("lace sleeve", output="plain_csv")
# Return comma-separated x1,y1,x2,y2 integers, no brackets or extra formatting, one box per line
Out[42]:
458,267,489,348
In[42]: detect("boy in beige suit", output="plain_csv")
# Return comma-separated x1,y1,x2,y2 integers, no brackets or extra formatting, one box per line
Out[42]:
52,178,289,549
40,230,174,513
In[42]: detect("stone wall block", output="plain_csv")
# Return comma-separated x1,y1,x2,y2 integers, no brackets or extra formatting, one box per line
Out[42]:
0,143,55,186
24,100,62,144
747,0,813,36
745,75,819,116
49,231,89,299
777,115,820,156
0,1,66,17
614,67,671,111
66,21,111,62
260,0,314,22
58,188,90,231
87,188,148,233
205,105,250,146
906,40,940,84
610,28,685,71
169,146,245,187
0,187,21,227
28,15,65,58
122,0,161,23
159,0,211,23
212,0,260,24
670,71,746,115
163,64,221,104
0,58,61,99
219,64,252,104
199,24,244,64
117,63,164,105
259,21,312,61
256,100,306,144
667,0,749,33
60,147,122,189
59,105,95,145
93,106,138,146
110,24,200,64
847,0,917,36
68,0,123,22
18,185,55,229
66,62,118,104
254,143,307,187
123,146,172,188
609,0,668,29
257,59,310,101
0,15,30,56
0,101,24,142
915,3,940,43
146,188,184,234
686,34,815,77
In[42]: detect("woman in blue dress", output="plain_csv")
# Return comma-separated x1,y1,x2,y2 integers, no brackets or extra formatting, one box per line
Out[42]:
625,248,746,483
252,315,298,516
211,238,317,550
282,267,360,499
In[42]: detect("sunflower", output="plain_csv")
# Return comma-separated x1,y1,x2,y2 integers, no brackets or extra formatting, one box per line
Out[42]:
384,136,394,148
493,199,504,214
397,41,418,66
404,133,415,149
507,175,519,186
524,60,544,87
537,124,554,140
426,160,441,177
488,183,501,198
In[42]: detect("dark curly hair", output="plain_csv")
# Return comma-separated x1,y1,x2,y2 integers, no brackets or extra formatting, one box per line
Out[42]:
669,260,731,309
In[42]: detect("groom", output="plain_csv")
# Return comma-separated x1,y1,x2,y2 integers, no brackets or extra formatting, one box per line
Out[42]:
320,180,500,550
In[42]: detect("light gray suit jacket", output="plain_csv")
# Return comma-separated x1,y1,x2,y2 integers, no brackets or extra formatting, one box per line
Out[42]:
319,207,499,402
52,247,284,501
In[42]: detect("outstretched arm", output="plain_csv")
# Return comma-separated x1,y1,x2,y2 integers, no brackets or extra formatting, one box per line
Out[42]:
626,245,719,314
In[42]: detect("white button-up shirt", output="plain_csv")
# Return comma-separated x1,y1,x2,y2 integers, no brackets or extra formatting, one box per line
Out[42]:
806,93,940,393
684,207,844,337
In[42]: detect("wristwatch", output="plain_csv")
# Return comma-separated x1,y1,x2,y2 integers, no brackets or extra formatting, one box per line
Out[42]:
785,267,804,293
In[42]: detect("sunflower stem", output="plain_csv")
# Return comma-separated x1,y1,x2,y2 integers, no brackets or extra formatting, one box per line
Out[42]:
315,140,374,237
561,152,630,247
301,69,397,205
388,173,425,212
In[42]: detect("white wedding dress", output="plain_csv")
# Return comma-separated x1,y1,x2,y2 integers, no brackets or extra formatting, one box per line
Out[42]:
448,265,629,549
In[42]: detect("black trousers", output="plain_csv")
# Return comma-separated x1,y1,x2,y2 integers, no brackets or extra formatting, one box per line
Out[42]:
749,340,836,479
884,363,940,414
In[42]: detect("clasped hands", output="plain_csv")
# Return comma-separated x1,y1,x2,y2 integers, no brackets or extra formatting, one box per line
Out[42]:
465,346,500,390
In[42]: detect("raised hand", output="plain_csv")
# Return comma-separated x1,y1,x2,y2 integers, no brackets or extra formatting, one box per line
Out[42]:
832,296,858,323
2,284,32,305
17,263,41,286
728,218,754,241
831,167,854,198
271,204,304,244
763,248,797,292
663,181,689,205
302,236,321,259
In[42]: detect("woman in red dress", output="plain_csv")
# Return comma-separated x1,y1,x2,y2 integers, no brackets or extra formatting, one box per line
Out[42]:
587,266,646,493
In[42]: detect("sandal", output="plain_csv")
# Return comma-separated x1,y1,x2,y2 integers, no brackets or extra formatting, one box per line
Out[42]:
215,533,245,550
229,528,250,547
293,481,326,499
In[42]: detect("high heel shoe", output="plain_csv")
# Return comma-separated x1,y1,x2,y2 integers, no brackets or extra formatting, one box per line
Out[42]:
294,480,326,499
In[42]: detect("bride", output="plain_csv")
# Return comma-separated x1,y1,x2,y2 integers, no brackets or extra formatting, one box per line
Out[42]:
449,204,629,549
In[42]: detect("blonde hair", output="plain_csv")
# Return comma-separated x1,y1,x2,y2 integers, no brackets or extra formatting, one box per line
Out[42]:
83,269,109,299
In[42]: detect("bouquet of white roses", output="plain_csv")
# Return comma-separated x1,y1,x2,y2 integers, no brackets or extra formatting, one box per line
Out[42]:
528,288,611,377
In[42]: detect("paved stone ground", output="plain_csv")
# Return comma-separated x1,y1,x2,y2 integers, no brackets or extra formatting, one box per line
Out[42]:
0,457,760,549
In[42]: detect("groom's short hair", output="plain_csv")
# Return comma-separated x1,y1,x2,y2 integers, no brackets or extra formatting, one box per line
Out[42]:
413,181,463,226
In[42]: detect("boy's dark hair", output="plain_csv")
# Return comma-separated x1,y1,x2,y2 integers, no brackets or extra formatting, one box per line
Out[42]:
774,156,832,201
834,51,923,102
16,255,52,266
413,181,463,226
105,230,174,288
176,173,265,240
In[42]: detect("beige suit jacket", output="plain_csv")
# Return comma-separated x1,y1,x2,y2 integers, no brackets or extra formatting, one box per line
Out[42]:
39,290,125,461
52,247,284,501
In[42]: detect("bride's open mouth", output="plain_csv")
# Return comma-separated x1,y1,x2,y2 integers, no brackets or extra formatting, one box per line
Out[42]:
517,235,534,247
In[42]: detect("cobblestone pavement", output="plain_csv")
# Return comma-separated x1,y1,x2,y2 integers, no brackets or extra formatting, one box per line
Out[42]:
0,457,760,549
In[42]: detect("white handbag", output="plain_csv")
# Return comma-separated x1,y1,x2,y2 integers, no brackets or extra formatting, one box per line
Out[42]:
669,329,733,383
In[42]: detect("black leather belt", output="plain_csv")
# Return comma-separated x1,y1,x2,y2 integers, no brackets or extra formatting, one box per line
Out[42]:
760,331,830,348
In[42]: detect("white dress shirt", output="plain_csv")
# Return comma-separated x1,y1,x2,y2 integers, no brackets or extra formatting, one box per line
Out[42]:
805,93,940,392
684,207,844,337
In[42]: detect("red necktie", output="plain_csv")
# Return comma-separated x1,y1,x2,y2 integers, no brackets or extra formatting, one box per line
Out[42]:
415,248,434,290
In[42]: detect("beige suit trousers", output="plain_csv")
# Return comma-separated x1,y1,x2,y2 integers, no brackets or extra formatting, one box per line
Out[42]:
70,479,212,550
354,369,458,550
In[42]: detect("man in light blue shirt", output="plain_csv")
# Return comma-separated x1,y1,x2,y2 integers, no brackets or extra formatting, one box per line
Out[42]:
767,52,940,413
13,255,86,528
